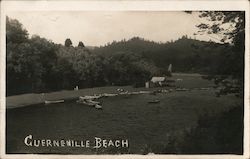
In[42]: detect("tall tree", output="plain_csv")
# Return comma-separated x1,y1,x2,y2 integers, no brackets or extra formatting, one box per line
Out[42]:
65,38,72,47
6,17,59,95
78,41,85,47
6,16,28,44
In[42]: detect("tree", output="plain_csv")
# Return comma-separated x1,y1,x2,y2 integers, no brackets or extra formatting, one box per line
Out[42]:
30,35,58,91
78,41,85,47
197,12,244,44
6,17,59,95
103,51,155,86
196,11,245,96
65,38,72,47
51,57,77,89
6,17,31,95
6,16,28,44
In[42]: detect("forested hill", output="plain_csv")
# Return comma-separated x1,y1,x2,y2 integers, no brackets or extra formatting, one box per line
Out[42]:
93,36,230,73
6,16,232,96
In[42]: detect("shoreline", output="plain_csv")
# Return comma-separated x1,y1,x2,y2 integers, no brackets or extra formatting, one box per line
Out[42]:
6,73,207,109
6,86,134,109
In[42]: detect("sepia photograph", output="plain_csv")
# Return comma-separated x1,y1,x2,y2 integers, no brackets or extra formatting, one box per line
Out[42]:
0,0,249,158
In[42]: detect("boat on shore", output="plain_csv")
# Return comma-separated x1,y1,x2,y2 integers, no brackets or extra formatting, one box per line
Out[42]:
79,95,102,100
148,99,160,104
77,97,102,109
45,100,64,104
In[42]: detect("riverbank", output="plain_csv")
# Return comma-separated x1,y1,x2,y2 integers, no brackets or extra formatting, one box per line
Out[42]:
6,86,135,109
6,73,212,109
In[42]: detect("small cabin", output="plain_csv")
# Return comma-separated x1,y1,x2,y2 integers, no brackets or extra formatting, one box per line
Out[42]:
151,77,166,86
145,76,167,88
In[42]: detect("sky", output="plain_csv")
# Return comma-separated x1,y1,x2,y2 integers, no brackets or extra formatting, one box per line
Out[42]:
6,11,221,46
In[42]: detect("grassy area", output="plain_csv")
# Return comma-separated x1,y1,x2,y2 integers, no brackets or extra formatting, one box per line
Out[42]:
6,73,212,109
6,73,243,154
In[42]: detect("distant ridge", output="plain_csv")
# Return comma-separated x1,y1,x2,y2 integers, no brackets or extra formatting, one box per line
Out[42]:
92,36,229,73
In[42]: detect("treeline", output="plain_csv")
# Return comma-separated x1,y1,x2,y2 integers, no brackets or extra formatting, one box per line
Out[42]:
92,35,244,96
6,17,157,95
93,36,232,74
6,17,240,96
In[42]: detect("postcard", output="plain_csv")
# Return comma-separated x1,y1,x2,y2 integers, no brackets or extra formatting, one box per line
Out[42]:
0,0,249,159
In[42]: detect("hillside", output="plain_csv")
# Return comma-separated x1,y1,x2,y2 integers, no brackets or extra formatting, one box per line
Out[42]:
6,17,235,96
92,36,230,73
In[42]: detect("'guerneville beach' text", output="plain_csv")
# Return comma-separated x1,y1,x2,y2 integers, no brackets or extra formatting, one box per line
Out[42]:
24,135,129,148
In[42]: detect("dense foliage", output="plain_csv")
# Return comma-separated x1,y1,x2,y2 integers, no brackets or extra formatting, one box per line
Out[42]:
195,11,245,96
93,36,230,73
6,17,154,95
7,17,58,95
6,11,244,96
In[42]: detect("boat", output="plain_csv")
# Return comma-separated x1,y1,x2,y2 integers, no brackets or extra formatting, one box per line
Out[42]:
148,99,160,104
77,99,102,109
77,98,102,109
102,93,118,97
87,100,100,105
77,99,100,104
95,104,102,109
45,100,64,104
79,95,102,100
176,88,189,91
139,91,151,94
77,99,95,106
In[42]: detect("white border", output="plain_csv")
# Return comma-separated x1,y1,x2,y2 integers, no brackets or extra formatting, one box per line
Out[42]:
0,1,249,159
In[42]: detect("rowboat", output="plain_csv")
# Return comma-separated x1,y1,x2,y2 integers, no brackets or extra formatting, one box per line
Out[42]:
102,93,118,97
95,104,102,109
77,99,100,105
176,88,189,91
148,99,160,104
77,100,96,106
45,100,64,104
79,95,102,100
77,99,102,109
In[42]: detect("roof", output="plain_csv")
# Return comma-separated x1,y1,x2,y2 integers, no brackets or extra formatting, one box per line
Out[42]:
151,77,166,83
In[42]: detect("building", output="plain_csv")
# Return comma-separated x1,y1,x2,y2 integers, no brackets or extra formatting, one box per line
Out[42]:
145,76,167,88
